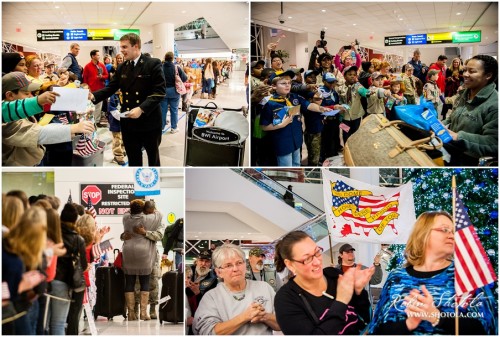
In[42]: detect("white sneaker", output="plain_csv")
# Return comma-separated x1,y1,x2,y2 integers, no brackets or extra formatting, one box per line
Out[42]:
170,128,179,134
162,125,169,133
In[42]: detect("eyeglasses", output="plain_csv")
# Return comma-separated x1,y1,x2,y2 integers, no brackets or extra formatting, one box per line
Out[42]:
218,260,245,270
431,227,454,234
290,247,324,265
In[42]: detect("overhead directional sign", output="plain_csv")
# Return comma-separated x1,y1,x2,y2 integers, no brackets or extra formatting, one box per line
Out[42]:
64,29,87,41
37,30,64,41
427,32,453,44
452,30,481,43
385,30,481,46
384,35,406,46
37,28,140,41
406,34,427,45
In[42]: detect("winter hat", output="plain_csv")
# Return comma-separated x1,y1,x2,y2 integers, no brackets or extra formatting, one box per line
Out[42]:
2,52,24,75
361,61,372,72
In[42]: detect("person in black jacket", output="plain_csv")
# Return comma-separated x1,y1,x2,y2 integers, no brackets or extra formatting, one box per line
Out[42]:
274,231,374,335
91,33,166,166
49,203,87,335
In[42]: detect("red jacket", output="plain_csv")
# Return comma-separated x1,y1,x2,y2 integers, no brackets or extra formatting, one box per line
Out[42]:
428,63,446,94
83,61,108,92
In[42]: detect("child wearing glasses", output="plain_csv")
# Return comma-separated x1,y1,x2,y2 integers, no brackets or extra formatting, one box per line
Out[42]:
259,70,331,167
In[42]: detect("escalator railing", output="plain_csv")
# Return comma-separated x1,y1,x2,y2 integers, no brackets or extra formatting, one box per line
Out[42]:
230,168,324,218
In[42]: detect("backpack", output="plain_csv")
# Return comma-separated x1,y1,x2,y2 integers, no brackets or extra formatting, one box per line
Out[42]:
163,218,184,254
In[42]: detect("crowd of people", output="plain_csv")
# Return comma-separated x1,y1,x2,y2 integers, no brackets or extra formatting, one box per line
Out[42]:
184,212,497,335
2,34,236,167
250,42,498,167
1,188,185,335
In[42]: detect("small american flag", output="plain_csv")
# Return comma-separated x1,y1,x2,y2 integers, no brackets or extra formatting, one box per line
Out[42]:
86,195,97,219
92,239,113,259
454,191,497,296
332,180,400,234
75,135,103,158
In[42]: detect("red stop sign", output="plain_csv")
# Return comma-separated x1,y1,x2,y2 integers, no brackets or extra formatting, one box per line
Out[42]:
82,185,102,205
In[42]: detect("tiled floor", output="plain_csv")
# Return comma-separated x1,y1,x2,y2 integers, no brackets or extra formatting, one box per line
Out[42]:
100,70,249,167
81,316,184,335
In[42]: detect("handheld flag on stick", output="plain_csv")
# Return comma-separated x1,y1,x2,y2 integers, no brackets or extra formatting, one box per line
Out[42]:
454,187,497,296
86,195,97,219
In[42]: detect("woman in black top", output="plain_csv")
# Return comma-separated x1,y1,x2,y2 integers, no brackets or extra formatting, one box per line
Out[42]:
274,231,374,335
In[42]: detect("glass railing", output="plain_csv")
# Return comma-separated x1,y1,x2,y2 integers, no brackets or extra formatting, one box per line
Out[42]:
230,168,324,218
271,213,329,244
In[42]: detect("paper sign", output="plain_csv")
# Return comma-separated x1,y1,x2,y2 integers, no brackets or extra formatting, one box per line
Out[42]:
38,114,55,126
159,295,171,305
322,109,340,117
287,105,301,116
110,110,121,120
119,112,130,118
50,87,89,112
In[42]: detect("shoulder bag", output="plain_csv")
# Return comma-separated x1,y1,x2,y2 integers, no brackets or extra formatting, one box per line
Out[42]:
71,251,86,293
175,66,187,95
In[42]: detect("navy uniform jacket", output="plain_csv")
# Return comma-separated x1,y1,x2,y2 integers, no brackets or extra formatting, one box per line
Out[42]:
93,54,166,134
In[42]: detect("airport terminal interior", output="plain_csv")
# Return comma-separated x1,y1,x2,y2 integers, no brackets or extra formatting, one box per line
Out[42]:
1,1,499,336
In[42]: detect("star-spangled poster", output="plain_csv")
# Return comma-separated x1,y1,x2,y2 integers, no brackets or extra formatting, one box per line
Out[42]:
322,170,416,244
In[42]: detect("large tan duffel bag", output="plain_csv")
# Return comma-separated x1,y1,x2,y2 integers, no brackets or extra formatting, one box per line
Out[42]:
344,114,444,167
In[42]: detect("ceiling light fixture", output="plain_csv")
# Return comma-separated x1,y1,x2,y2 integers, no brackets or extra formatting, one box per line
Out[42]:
456,12,461,15
399,18,403,21
321,9,326,13
55,5,59,9
119,7,124,10
288,16,292,19
181,10,186,14
353,23,356,26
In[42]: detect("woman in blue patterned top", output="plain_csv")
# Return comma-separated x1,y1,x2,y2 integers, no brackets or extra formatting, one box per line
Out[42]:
369,211,497,335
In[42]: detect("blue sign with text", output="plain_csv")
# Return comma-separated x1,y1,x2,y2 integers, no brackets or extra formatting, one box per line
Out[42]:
63,29,87,41
406,34,427,45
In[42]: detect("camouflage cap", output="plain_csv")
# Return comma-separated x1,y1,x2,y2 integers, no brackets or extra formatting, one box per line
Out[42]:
249,247,266,257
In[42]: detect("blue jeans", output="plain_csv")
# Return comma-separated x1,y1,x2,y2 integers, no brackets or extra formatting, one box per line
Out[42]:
13,305,35,335
160,91,181,130
277,148,301,166
202,78,213,95
49,280,71,335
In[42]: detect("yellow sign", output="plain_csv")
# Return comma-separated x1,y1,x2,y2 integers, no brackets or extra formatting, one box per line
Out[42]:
167,212,176,224
87,29,114,40
427,32,453,43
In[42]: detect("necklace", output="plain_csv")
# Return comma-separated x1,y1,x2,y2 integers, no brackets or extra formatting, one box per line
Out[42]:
223,281,247,301
233,293,246,301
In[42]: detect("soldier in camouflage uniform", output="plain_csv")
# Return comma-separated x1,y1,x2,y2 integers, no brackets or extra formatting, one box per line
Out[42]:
245,247,282,292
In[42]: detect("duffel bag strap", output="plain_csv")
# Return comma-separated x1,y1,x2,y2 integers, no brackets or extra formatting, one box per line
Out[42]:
388,132,442,158
415,131,443,151
370,119,402,134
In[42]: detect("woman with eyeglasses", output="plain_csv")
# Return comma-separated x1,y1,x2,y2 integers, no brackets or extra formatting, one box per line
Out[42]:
368,211,496,335
25,55,44,84
274,231,374,335
193,244,280,335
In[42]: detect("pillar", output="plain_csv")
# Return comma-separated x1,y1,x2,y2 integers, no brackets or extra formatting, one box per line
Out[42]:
152,23,175,60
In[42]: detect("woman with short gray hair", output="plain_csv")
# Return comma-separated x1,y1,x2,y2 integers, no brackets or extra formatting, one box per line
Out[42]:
193,244,280,335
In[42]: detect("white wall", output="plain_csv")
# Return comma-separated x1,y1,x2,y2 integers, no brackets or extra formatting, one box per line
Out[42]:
186,168,308,240
54,168,184,258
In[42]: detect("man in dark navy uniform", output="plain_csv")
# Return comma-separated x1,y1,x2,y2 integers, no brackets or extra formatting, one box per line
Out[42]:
92,33,166,166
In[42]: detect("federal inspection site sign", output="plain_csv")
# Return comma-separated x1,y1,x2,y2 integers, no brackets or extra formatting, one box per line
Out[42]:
80,183,144,216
